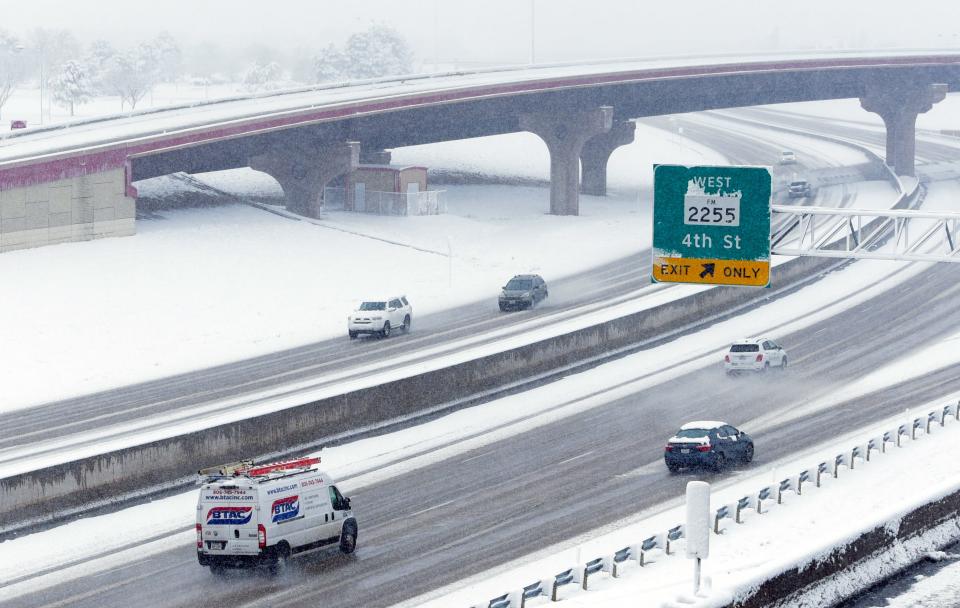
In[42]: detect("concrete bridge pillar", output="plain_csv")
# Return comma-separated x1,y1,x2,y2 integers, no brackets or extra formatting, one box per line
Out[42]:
250,141,359,217
520,106,614,215
580,120,636,196
860,83,947,177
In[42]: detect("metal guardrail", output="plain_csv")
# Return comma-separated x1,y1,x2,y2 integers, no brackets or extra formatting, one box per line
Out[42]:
470,399,960,607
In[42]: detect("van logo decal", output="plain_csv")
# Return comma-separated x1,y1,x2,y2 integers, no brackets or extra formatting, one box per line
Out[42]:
271,495,300,523
206,506,253,525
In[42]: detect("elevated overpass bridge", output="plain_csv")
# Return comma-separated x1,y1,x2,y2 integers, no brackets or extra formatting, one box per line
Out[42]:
0,50,958,252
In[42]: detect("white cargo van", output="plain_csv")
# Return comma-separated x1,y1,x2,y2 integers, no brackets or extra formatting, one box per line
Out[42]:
196,457,357,575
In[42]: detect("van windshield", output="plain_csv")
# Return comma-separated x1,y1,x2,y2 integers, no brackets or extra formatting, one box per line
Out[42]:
730,344,760,352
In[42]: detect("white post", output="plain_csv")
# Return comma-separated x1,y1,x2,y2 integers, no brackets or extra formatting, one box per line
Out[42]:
686,481,711,596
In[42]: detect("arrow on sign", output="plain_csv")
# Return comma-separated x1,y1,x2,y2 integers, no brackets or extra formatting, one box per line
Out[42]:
699,263,715,279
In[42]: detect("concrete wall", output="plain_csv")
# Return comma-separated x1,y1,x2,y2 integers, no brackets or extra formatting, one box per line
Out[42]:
732,486,960,608
351,167,398,192
0,167,135,253
399,167,428,192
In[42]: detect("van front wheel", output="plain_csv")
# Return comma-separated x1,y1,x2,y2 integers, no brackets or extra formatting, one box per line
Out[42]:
340,528,357,554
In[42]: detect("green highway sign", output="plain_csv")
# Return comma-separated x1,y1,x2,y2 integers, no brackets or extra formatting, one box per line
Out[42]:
652,165,771,287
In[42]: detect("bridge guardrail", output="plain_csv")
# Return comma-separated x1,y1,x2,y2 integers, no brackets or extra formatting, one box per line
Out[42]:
468,399,960,607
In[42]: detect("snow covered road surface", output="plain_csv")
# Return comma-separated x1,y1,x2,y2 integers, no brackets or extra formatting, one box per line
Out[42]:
1,207,954,603
407,394,960,608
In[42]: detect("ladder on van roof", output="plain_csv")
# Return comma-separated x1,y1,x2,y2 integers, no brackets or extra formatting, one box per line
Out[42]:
198,457,321,480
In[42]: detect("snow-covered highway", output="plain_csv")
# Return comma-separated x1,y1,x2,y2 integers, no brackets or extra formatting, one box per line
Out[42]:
4,104,960,608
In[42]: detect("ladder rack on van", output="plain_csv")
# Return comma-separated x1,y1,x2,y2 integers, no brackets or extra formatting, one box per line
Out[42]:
198,457,321,481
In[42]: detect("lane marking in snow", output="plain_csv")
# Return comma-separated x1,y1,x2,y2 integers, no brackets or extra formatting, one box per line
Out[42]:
460,450,495,464
406,499,457,519
555,451,595,466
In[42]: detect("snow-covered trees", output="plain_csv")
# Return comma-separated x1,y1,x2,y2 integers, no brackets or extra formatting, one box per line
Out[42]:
241,60,284,92
313,25,413,83
312,44,347,83
153,32,182,83
0,30,28,120
51,60,93,116
100,44,160,110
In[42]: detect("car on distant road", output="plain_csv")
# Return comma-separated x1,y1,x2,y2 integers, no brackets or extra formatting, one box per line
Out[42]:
724,337,787,374
348,296,411,339
788,180,813,198
779,150,797,164
664,421,754,473
499,274,548,311
9,119,26,130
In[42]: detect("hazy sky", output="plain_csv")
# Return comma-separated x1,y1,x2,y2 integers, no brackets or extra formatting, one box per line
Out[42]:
3,0,959,68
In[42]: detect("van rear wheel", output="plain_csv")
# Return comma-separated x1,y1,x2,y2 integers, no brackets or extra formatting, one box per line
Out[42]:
269,544,290,576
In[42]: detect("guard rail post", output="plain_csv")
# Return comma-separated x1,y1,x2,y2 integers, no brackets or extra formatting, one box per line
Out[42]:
582,557,604,590
665,525,684,554
834,453,844,477
817,461,828,487
850,446,861,470
798,469,810,495
714,506,729,534
778,478,792,503
551,568,575,601
927,411,937,434
519,581,545,607
757,487,772,514
487,593,510,608
735,496,751,523
912,417,923,440
639,535,659,567
866,439,877,461
883,430,893,452
897,424,909,447
612,546,632,578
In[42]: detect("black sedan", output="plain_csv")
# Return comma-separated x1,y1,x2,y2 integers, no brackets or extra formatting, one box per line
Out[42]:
664,420,754,473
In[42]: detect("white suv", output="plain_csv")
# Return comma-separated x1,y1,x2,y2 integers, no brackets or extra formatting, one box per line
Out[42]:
348,296,412,339
724,337,787,374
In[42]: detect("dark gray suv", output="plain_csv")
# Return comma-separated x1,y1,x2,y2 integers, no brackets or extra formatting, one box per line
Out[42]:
499,274,548,311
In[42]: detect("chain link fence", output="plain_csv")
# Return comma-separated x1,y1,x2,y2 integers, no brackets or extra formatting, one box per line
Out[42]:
323,187,444,216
